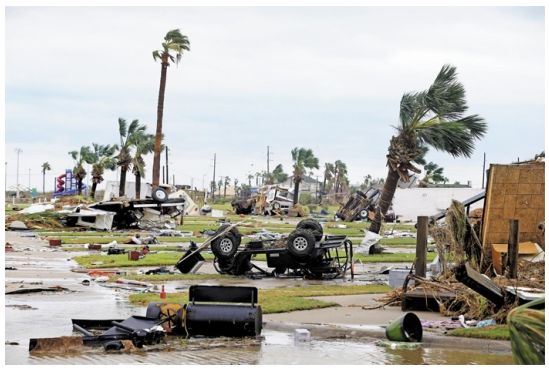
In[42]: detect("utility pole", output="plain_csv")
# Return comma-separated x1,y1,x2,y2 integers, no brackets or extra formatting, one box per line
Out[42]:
267,146,270,174
15,148,22,199
165,146,169,186
173,174,175,187
481,152,486,189
211,153,216,201
162,166,165,184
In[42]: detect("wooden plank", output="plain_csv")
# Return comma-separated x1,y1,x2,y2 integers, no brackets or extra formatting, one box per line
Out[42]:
415,216,428,278
507,219,519,279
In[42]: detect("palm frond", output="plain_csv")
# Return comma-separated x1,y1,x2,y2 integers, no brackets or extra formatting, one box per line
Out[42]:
118,118,127,138
152,50,162,61
425,64,468,120
416,120,477,157
127,119,140,135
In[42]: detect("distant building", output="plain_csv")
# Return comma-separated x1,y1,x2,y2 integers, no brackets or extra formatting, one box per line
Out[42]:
392,187,484,222
279,175,322,195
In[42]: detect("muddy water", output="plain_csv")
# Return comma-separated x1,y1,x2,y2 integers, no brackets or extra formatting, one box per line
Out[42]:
16,329,513,365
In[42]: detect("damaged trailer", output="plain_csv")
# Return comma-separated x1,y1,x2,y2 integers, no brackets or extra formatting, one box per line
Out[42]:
29,285,262,353
232,185,294,216
87,198,185,230
336,188,397,222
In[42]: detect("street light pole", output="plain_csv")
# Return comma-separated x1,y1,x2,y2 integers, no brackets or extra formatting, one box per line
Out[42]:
15,148,22,199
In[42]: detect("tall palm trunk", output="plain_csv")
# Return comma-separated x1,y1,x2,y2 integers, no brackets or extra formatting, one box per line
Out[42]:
293,178,300,205
152,58,169,187
369,167,400,233
91,182,98,199
135,172,141,200
223,184,227,198
77,179,83,196
42,172,45,195
119,167,127,196
321,174,327,201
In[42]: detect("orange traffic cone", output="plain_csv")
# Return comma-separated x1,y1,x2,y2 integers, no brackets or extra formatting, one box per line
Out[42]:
160,285,167,299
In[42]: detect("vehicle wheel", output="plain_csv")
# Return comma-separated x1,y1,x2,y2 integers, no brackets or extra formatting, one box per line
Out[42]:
271,201,281,210
214,224,242,246
359,209,369,219
296,219,323,241
152,187,168,203
287,229,316,258
211,233,238,259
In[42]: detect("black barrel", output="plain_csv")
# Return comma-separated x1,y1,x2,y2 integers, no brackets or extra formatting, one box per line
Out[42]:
185,303,262,337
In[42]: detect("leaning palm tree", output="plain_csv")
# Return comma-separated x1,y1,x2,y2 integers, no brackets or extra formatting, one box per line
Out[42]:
41,162,51,195
90,143,118,199
68,146,95,196
369,65,487,233
151,29,190,188
117,118,147,197
291,148,319,205
130,132,156,200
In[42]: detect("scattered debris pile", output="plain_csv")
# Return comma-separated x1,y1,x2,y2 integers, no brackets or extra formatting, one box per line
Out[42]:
7,195,185,231
29,285,262,355
370,199,545,325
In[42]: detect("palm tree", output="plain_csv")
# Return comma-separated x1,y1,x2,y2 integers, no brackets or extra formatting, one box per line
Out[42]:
223,176,231,198
151,29,190,187
420,162,448,186
116,118,147,197
321,163,335,201
333,160,348,194
369,65,487,233
131,132,156,200
41,162,51,195
233,178,239,196
68,146,94,196
247,174,254,187
90,143,118,199
291,147,319,205
217,178,223,198
272,164,288,184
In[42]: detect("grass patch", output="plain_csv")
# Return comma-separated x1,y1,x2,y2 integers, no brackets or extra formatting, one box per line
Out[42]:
380,237,417,246
448,325,510,340
129,284,391,314
109,273,236,282
355,252,436,263
74,252,183,268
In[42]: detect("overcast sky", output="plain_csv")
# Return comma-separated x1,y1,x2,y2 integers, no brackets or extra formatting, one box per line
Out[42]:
5,6,545,193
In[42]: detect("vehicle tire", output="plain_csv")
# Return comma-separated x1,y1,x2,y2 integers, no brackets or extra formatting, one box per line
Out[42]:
214,224,242,246
296,219,323,241
211,233,238,259
271,202,281,211
152,187,168,203
359,209,369,219
287,229,316,258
